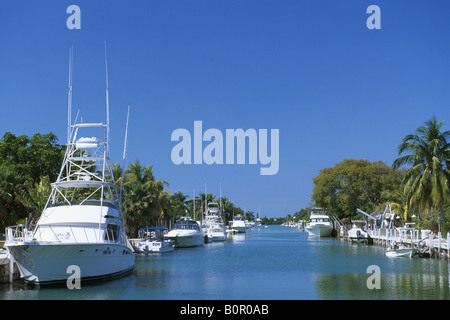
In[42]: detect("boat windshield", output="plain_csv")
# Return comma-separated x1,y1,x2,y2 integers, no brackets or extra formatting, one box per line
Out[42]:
47,199,117,208
175,220,200,231
311,218,329,222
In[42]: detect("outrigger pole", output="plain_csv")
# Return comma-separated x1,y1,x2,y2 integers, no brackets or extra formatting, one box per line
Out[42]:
105,41,110,158
67,46,73,145
120,105,130,206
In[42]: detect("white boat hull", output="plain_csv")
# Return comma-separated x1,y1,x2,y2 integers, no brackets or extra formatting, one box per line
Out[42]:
306,225,332,237
202,226,227,241
386,248,415,258
233,226,246,233
135,240,174,253
210,234,227,241
7,243,135,284
166,233,204,248
348,228,368,243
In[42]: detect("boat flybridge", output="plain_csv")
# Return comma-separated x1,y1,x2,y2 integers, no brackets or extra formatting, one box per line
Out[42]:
4,46,135,285
202,202,227,241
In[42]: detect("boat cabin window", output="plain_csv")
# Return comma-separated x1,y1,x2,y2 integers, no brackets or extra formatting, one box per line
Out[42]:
105,224,119,241
311,218,329,222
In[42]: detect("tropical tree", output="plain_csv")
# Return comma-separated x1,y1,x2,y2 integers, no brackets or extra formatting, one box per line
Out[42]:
0,132,64,184
167,191,189,220
392,116,450,225
0,166,29,230
121,161,169,236
312,159,403,218
220,196,235,224
22,175,52,224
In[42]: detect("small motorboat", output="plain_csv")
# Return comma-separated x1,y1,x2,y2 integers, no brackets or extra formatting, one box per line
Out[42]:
135,227,174,253
348,221,369,243
386,247,416,258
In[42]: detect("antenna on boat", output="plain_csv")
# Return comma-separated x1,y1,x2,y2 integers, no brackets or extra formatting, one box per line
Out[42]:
119,105,130,206
73,108,80,127
219,184,222,215
204,183,208,214
104,41,110,157
67,46,73,145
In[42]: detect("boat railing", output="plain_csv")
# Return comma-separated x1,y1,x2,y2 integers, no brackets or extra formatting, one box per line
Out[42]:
5,224,123,245
5,224,36,244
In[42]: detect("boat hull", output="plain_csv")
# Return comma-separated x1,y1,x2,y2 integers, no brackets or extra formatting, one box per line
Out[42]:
203,229,227,241
210,233,227,241
305,225,332,237
7,242,135,285
386,248,416,258
348,228,368,243
350,237,367,243
166,233,204,248
233,226,246,233
135,240,174,253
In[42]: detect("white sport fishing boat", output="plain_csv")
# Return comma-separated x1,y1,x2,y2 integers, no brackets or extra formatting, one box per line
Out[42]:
305,208,333,237
4,47,135,285
202,202,227,241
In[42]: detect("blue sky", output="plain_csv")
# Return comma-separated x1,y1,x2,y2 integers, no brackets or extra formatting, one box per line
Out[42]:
1,1,449,217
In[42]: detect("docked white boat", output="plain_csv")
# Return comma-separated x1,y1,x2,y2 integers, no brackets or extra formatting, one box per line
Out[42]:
348,221,369,243
386,247,416,258
231,215,247,233
305,208,333,237
134,227,174,254
166,217,205,248
201,202,227,241
4,50,135,285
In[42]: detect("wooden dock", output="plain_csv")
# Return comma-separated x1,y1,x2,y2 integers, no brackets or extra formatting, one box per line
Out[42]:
341,226,450,259
0,249,20,284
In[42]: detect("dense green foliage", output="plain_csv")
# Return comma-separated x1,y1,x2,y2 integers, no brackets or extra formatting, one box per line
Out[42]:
0,132,64,184
311,159,404,219
0,132,61,231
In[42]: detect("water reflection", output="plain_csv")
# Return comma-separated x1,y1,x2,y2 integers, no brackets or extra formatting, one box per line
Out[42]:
315,259,450,299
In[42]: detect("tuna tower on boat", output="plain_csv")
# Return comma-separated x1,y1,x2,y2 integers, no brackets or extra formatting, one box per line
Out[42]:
4,46,135,285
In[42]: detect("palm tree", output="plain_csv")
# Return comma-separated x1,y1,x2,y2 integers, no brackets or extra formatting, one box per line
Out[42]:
22,175,52,224
392,116,450,223
0,166,28,230
121,161,169,236
167,191,189,220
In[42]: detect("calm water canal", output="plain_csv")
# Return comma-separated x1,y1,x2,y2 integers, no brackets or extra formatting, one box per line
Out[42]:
1,225,450,300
